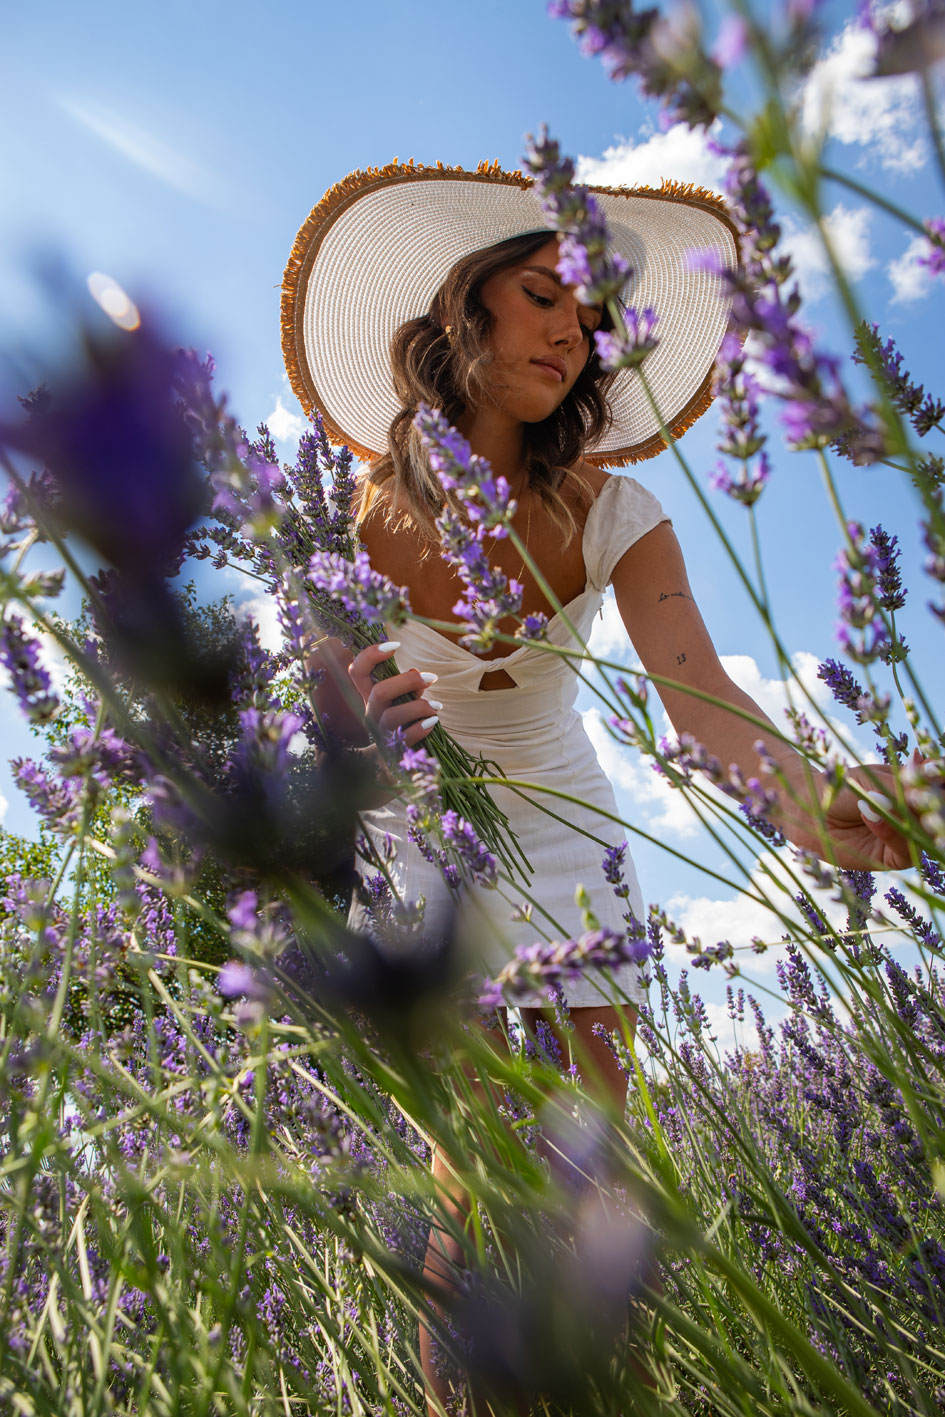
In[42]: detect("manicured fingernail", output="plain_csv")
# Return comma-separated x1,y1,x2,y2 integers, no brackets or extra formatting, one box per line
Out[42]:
426,699,443,712
376,640,400,653
858,791,889,823
418,671,439,684
420,715,439,730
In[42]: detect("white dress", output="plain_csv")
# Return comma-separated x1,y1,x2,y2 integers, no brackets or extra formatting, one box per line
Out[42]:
351,475,670,1008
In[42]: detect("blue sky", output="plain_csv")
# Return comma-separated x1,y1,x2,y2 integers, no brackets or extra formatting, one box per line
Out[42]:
4,1,943,1044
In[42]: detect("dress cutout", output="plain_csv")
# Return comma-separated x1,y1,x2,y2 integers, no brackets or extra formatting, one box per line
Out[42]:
349,475,671,1008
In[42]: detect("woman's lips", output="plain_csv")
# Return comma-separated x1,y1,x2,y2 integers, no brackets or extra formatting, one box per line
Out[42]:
531,357,566,382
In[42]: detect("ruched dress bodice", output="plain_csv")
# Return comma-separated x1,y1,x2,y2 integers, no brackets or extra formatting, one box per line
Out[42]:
350,475,670,1008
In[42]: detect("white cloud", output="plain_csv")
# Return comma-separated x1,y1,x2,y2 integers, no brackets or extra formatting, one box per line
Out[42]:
0,789,7,824
265,395,307,445
662,846,851,975
576,122,728,193
585,588,633,662
888,233,932,303
797,20,926,171
584,706,704,839
781,203,875,302
236,590,282,653
57,97,227,205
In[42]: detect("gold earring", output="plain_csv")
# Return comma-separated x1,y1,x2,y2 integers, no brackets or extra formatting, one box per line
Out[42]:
444,324,454,346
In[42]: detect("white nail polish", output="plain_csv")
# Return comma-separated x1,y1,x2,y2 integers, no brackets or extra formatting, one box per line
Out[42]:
857,799,881,824
418,671,439,684
376,640,401,653
426,699,443,712
420,715,439,730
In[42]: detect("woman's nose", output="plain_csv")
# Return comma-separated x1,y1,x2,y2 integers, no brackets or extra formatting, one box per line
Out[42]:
552,306,584,350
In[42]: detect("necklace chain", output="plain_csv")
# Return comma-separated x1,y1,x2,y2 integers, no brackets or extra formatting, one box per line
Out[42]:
517,495,532,584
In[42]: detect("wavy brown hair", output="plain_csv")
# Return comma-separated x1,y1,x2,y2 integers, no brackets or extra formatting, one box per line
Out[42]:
357,231,618,545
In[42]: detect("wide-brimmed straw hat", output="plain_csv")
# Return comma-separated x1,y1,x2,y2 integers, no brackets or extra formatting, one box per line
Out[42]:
281,160,739,467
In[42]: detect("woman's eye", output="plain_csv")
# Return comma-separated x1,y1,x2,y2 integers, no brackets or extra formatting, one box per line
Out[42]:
522,286,553,307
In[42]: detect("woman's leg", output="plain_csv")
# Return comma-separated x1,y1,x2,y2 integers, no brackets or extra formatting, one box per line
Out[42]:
419,1003,641,1414
419,1145,472,1416
519,1002,634,1105
419,1013,515,1417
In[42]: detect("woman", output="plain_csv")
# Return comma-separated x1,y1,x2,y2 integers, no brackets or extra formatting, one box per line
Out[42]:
282,162,907,1408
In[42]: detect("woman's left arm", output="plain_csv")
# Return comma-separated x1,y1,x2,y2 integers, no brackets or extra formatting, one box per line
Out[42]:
611,522,913,870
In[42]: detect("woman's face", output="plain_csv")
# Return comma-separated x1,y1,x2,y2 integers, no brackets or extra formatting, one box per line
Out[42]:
476,236,603,424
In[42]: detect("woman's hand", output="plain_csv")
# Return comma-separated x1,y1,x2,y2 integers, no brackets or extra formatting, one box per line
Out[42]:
816,753,944,871
346,641,442,748
306,638,441,804
308,637,444,804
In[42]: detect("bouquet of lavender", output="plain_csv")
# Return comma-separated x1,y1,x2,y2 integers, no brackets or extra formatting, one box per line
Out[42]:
180,369,529,881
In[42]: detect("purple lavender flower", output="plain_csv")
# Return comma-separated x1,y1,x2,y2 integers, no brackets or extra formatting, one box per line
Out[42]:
174,348,246,474
212,449,286,537
523,127,630,305
307,549,410,629
517,612,549,641
869,525,906,611
399,742,440,801
11,757,84,833
479,925,651,1010
217,960,258,998
710,331,770,505
549,0,723,128
834,522,904,663
440,508,524,651
413,407,523,651
602,841,630,896
0,615,59,724
228,889,260,935
49,717,144,788
714,145,865,452
594,309,658,370
0,322,205,581
414,404,516,533
920,217,945,276
851,323,944,439
817,658,867,718
548,0,659,79
920,851,945,897
441,810,498,887
228,708,304,785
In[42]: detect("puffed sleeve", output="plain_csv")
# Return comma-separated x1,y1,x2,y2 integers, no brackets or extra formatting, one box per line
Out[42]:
583,476,672,592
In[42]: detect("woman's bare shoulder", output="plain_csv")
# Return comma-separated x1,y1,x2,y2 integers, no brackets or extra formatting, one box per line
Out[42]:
567,460,612,505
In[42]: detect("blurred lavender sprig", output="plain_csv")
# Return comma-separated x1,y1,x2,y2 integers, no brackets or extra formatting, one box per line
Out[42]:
548,0,725,129
921,217,945,275
479,923,651,1011
710,331,770,506
0,615,59,725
